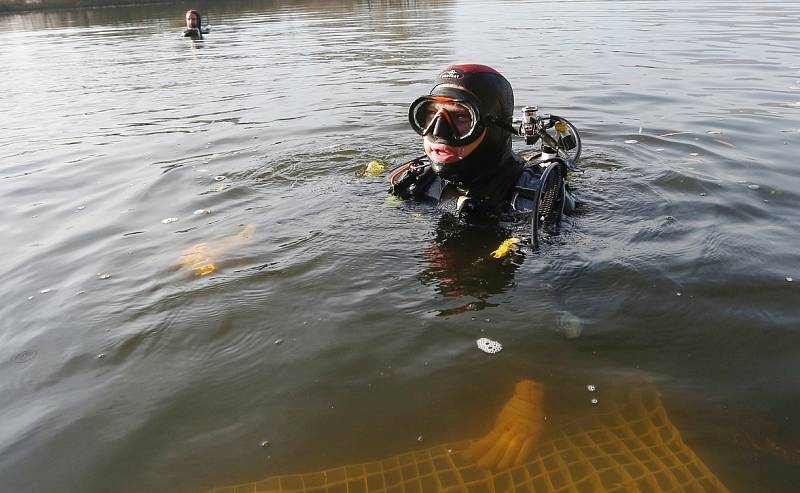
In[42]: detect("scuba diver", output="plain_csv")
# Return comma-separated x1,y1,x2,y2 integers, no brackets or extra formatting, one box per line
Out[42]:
390,64,582,245
183,10,210,40
389,64,583,311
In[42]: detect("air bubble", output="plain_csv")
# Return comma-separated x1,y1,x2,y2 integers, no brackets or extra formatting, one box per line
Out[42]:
476,338,502,354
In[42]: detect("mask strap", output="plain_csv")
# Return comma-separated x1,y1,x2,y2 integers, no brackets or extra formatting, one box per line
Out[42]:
484,115,518,135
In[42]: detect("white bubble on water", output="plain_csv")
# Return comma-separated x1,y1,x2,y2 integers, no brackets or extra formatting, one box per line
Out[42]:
193,209,210,215
748,184,760,190
587,385,596,392
161,217,178,224
624,139,638,144
214,175,226,181
476,337,502,354
39,288,51,294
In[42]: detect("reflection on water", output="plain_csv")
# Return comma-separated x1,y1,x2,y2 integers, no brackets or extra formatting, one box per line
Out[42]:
419,216,522,315
207,381,729,493
2,0,800,492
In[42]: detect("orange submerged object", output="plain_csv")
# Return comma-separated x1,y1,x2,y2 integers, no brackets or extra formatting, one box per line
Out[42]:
180,224,256,276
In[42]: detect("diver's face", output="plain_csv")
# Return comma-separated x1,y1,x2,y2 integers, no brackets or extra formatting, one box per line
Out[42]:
423,129,486,165
186,13,199,28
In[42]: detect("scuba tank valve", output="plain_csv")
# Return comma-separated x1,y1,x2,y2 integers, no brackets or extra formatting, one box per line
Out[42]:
521,106,540,145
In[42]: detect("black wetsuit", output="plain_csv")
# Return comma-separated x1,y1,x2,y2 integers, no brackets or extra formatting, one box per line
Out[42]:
184,28,203,39
390,151,575,223
398,64,576,225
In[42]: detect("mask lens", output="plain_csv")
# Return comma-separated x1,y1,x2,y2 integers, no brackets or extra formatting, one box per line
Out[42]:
447,104,474,138
410,97,478,141
420,101,440,128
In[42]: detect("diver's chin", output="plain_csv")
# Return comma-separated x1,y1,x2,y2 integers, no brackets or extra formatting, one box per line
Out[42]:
431,162,462,183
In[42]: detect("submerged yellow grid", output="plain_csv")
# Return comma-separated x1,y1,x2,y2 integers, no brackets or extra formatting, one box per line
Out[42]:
206,386,728,493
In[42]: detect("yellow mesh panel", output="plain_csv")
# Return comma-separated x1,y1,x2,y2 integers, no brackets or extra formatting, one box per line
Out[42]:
206,382,728,493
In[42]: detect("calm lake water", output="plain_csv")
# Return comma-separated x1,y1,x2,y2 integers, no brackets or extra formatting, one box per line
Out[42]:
2,1,799,492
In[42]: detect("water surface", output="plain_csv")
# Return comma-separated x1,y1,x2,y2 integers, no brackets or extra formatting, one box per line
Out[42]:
2,1,799,492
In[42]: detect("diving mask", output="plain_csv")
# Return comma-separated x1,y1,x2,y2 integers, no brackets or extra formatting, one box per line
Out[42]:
408,96,485,146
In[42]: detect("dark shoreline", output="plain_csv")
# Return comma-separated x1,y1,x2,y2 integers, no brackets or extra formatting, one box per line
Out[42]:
0,0,171,13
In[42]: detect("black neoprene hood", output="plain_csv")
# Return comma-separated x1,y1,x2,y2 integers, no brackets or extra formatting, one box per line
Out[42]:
430,65,514,124
426,64,516,186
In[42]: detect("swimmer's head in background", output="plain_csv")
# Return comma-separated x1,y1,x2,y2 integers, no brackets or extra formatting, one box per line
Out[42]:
409,64,514,186
186,10,201,29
